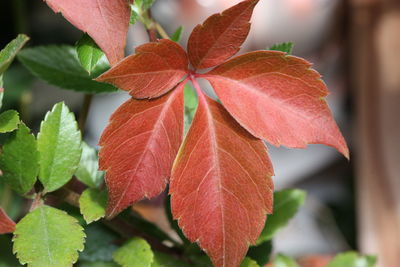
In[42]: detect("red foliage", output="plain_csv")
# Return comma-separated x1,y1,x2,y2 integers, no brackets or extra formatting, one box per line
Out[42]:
0,208,16,234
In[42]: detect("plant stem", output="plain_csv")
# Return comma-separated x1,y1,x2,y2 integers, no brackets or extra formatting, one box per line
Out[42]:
78,94,93,134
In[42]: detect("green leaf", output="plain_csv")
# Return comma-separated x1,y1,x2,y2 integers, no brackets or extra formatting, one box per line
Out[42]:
0,82,3,110
184,84,198,133
151,252,187,267
0,235,21,267
0,34,29,75
75,142,103,188
328,252,377,267
247,241,272,266
13,205,86,267
240,257,259,267
37,102,82,193
269,42,294,54
0,123,38,195
113,238,154,267
274,254,299,267
171,26,183,42
18,45,116,94
130,8,140,25
0,110,20,133
76,35,105,75
78,262,119,267
257,189,306,244
79,188,107,224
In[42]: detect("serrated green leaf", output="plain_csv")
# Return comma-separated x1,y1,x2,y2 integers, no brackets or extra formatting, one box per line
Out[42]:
79,223,119,262
18,45,117,93
171,26,183,42
37,102,82,193
257,189,306,244
240,257,259,267
184,84,198,133
113,237,154,267
247,241,272,266
0,34,29,75
0,123,38,195
274,254,298,267
269,42,294,54
328,252,376,267
75,142,103,188
13,205,86,267
0,110,20,133
151,252,187,267
77,35,105,75
79,188,107,224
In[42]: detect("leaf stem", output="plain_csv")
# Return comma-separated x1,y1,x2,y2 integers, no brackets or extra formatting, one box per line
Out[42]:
78,94,93,134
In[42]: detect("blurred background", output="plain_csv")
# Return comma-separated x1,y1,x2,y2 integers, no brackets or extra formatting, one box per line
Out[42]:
0,0,399,266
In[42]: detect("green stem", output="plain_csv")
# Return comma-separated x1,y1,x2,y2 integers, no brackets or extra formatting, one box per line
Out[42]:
78,94,93,135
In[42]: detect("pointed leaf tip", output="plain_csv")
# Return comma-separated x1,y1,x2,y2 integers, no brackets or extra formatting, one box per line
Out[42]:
0,208,16,234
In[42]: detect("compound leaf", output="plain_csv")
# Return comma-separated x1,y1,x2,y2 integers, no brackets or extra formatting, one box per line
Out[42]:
113,238,154,267
13,205,85,267
0,208,16,234
79,188,107,224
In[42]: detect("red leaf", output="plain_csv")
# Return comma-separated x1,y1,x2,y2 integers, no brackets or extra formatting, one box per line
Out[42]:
170,89,273,267
100,83,185,218
203,51,349,158
187,0,258,70
44,0,131,65
0,208,15,234
97,39,189,99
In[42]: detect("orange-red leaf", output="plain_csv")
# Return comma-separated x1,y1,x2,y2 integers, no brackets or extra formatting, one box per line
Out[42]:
99,83,185,218
96,39,189,99
170,91,273,267
44,0,131,65
0,208,15,234
204,51,349,158
187,0,258,70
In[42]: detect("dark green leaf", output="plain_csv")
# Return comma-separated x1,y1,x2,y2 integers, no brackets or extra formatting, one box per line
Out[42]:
171,26,184,42
257,189,306,244
37,102,82,193
18,45,117,93
79,188,107,224
0,34,29,75
151,252,187,267
0,110,20,133
274,254,298,267
0,123,38,195
269,42,294,54
328,252,376,267
75,142,103,188
77,35,105,75
247,241,272,266
113,238,154,267
13,205,86,267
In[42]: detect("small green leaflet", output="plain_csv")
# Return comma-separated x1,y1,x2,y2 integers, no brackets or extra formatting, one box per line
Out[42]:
79,188,107,224
171,26,184,42
37,102,82,193
240,257,259,267
257,189,306,244
0,34,29,75
328,252,377,267
113,238,154,267
274,254,298,267
269,42,294,54
0,123,39,195
75,142,104,188
13,205,86,267
0,110,20,133
17,45,116,94
184,84,198,133
77,34,105,75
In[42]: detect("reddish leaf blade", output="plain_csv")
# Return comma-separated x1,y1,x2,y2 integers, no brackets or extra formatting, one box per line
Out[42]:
44,0,130,65
97,39,189,99
0,208,16,234
187,0,258,70
204,51,349,158
170,92,273,267
100,83,185,218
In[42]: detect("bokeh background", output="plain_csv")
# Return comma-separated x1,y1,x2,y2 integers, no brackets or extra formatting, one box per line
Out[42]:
0,0,399,266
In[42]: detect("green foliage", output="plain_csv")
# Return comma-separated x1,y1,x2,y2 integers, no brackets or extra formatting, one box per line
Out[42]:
0,34,29,75
77,35,105,75
0,110,20,133
184,84,198,133
17,46,116,93
78,262,119,267
240,257,260,267
0,123,39,195
113,238,154,267
75,142,104,188
171,26,184,42
257,189,306,244
269,42,294,54
273,254,298,267
13,205,86,267
0,235,21,267
247,241,272,266
328,252,377,267
37,102,82,193
79,188,107,224
151,252,187,267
